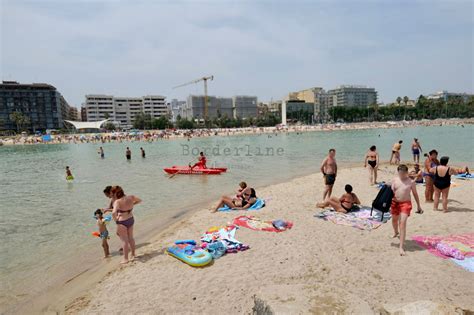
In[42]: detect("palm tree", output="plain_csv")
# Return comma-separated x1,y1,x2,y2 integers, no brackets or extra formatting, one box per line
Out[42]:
403,96,409,106
396,97,402,106
9,112,30,132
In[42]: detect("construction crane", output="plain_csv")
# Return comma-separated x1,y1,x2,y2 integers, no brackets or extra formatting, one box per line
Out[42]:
173,75,214,121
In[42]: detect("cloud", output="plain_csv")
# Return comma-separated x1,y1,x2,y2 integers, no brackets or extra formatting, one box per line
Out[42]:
1,0,472,107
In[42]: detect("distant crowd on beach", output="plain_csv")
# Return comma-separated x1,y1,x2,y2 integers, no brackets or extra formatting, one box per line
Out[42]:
1,118,471,146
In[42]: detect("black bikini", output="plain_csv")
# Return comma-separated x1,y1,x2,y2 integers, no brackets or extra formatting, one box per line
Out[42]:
434,167,451,190
368,160,377,168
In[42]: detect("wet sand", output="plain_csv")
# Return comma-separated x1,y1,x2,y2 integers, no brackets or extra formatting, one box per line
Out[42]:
25,164,473,314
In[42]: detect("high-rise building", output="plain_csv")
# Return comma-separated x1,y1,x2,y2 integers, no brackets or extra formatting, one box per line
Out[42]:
326,85,377,107
184,95,231,120
84,94,167,128
0,81,75,132
285,87,323,103
233,96,257,118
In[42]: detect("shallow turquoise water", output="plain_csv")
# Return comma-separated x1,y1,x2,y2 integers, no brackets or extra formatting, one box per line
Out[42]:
0,124,472,308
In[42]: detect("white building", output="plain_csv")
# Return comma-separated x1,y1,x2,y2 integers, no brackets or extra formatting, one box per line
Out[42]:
169,99,186,122
85,94,167,128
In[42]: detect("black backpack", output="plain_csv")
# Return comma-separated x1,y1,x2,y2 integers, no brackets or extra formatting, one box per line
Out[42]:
371,184,394,221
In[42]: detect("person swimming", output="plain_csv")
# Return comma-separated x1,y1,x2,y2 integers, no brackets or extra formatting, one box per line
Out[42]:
316,184,361,213
65,166,74,180
411,138,422,163
98,147,104,159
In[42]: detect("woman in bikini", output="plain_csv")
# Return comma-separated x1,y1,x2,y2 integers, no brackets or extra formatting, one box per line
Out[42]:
429,156,467,212
316,184,361,213
111,186,142,264
423,150,439,202
364,145,379,185
212,187,257,212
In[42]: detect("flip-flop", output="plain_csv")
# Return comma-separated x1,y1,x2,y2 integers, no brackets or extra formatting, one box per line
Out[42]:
416,209,424,214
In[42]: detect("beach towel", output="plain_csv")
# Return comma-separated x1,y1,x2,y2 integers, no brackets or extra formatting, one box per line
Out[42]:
233,215,293,232
412,233,474,259
454,173,474,180
451,257,474,272
200,225,249,253
218,198,265,212
314,207,387,231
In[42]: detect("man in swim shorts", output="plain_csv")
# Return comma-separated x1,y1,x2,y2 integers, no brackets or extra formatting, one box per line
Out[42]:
411,138,422,163
390,140,403,165
391,164,423,256
320,149,337,200
126,147,131,160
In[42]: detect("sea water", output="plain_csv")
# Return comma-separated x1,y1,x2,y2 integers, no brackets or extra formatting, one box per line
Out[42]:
0,125,473,311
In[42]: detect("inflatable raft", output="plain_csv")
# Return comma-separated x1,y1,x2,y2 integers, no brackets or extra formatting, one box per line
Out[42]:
163,166,227,175
167,241,213,267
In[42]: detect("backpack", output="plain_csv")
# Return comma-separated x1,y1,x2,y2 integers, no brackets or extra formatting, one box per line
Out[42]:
371,184,394,221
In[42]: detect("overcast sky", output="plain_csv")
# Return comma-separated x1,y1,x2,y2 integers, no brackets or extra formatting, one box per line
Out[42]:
1,0,473,107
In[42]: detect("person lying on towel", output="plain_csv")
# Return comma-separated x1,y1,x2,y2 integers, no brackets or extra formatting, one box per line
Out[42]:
316,184,361,213
212,187,257,213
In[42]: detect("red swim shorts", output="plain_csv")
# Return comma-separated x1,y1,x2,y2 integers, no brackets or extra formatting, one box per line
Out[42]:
391,200,412,216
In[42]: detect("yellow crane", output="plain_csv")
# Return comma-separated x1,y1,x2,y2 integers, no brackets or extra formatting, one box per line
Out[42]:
173,75,214,120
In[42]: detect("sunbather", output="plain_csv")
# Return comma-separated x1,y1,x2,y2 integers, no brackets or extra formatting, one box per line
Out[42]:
316,184,361,213
212,187,257,212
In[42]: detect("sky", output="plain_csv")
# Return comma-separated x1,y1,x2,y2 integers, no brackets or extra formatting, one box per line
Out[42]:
1,0,473,107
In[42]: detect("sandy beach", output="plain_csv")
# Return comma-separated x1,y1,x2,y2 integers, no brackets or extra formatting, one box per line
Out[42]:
24,164,473,314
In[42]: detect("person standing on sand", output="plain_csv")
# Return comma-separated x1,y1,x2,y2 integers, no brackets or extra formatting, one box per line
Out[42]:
391,164,423,256
411,138,422,163
320,149,337,200
364,145,379,185
390,140,403,165
423,150,439,202
429,156,468,213
126,147,131,160
111,186,142,264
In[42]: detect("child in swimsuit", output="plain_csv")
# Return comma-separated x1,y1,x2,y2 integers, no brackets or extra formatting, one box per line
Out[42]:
235,181,247,200
391,164,423,256
65,166,74,180
94,209,110,258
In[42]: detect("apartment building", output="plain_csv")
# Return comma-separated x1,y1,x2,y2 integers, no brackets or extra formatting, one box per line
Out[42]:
326,85,377,107
0,81,75,132
84,94,167,128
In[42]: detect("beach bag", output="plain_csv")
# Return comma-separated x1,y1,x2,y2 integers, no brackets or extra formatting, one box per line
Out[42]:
371,184,393,221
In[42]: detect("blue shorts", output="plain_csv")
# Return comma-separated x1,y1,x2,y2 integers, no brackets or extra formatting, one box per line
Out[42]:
412,148,420,155
100,230,109,240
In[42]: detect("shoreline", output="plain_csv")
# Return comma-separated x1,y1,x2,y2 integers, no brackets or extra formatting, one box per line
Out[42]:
1,118,473,146
15,162,474,314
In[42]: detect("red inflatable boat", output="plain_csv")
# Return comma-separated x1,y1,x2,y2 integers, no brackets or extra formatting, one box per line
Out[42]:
163,166,227,175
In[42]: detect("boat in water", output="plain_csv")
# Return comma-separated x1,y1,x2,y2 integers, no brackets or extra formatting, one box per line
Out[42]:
163,166,227,175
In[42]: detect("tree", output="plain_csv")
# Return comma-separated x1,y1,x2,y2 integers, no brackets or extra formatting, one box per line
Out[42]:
403,96,409,105
103,122,116,131
9,112,30,132
396,97,402,106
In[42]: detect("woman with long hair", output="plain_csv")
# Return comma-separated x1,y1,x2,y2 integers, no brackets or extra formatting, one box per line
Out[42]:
111,186,142,264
